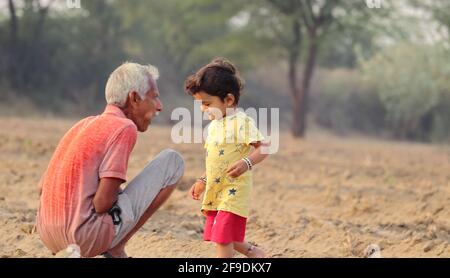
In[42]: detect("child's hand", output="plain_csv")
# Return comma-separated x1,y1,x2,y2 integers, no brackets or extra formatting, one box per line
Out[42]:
227,160,248,178
189,180,206,200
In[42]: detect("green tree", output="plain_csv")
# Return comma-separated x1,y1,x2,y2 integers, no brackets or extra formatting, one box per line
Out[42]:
4,0,56,89
0,0,127,112
115,0,257,114
411,0,450,36
240,0,390,137
116,0,250,73
361,43,450,140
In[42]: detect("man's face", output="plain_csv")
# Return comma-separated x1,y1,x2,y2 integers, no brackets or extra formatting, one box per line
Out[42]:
130,78,163,132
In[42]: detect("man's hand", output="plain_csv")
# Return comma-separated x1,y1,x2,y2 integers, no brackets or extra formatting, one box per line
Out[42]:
93,177,123,214
227,159,248,178
189,180,206,200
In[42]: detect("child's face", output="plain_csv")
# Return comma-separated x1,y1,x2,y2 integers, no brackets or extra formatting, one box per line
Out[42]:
193,91,235,120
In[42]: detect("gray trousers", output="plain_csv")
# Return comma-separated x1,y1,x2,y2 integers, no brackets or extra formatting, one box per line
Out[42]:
110,149,185,248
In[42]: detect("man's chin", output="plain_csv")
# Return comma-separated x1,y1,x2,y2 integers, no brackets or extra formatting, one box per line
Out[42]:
137,122,151,132
137,126,148,132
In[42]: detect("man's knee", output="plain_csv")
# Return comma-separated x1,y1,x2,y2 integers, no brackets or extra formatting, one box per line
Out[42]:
159,149,184,166
159,149,185,183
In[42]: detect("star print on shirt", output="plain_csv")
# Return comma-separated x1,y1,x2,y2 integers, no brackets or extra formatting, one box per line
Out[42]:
219,149,225,156
214,177,221,183
229,188,237,196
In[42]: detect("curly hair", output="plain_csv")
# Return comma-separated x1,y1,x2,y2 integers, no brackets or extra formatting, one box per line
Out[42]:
184,58,244,104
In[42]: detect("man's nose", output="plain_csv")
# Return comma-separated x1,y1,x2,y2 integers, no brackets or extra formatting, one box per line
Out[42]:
156,99,163,112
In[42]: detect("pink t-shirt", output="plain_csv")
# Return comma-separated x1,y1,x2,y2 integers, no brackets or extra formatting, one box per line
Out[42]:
37,105,137,257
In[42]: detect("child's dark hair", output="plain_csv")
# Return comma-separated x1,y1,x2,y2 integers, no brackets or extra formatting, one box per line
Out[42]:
184,58,244,104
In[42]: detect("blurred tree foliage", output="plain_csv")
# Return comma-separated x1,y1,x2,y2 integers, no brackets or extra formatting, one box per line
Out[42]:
361,43,450,141
310,68,386,136
114,0,259,112
411,0,450,36
0,0,448,141
236,0,391,137
1,0,127,113
116,0,250,73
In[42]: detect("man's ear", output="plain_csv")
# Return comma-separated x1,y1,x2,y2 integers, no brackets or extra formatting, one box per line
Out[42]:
128,91,140,107
226,93,236,106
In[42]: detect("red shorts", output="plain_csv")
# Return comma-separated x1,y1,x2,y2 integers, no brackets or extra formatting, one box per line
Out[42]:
203,210,247,244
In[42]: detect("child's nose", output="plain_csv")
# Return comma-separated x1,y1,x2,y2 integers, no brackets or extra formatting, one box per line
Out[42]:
201,105,207,112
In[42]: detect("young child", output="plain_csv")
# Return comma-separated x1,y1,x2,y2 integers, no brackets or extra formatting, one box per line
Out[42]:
185,58,269,258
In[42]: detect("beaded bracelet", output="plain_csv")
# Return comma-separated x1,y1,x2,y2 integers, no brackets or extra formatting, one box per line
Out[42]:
242,157,253,171
198,176,207,184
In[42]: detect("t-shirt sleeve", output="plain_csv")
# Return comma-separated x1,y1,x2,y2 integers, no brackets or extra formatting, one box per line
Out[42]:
99,125,137,181
238,116,265,145
204,122,213,149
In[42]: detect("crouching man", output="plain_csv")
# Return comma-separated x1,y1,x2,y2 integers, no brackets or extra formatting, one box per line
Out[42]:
37,62,185,258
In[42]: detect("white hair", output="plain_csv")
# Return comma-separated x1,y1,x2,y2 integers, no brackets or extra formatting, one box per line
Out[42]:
105,62,159,107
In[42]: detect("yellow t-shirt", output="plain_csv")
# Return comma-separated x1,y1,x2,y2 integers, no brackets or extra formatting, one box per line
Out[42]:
201,111,265,218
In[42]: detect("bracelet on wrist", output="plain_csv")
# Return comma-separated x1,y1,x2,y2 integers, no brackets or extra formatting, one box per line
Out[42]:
242,157,253,171
198,176,207,184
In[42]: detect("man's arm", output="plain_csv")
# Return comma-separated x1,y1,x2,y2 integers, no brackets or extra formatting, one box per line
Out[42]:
93,177,123,214
39,183,42,197
38,174,44,197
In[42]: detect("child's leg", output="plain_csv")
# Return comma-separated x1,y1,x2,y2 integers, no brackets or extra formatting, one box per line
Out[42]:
234,241,266,258
216,243,234,258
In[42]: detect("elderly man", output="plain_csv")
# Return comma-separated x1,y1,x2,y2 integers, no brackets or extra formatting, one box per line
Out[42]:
36,62,185,258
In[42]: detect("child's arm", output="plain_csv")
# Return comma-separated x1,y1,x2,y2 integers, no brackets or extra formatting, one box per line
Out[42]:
227,141,270,178
247,141,270,166
189,171,206,200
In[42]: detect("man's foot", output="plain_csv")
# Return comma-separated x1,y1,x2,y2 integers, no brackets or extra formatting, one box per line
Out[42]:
54,244,81,258
102,247,130,258
103,242,132,258
102,251,131,258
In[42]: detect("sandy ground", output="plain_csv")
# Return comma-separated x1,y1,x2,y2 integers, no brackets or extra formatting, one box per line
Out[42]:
1,116,450,258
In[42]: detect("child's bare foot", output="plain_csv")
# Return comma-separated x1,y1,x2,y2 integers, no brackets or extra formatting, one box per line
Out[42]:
246,244,265,258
